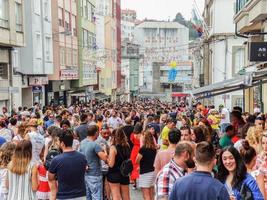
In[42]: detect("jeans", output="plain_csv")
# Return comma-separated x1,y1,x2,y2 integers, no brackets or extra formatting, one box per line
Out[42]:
85,175,103,200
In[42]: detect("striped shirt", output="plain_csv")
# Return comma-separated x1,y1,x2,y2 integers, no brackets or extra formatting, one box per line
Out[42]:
7,163,36,200
155,159,186,199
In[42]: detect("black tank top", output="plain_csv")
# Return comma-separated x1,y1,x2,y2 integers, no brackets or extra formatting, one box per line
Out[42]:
108,145,130,173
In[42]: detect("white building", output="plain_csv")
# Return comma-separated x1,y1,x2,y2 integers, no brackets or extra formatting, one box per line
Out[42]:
134,21,189,93
14,0,53,107
121,9,136,42
202,0,246,109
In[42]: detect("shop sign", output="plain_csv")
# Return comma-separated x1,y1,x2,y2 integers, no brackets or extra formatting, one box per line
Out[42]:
32,86,42,93
29,76,48,86
249,42,267,61
60,69,79,80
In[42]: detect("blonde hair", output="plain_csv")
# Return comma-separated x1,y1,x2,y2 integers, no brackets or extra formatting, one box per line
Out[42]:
142,131,157,150
0,142,16,168
246,126,263,145
8,140,32,175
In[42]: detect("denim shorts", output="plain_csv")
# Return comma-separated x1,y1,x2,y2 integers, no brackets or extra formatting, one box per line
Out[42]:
84,175,103,200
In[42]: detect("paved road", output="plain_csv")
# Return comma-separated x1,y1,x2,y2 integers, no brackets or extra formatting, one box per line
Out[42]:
130,186,143,200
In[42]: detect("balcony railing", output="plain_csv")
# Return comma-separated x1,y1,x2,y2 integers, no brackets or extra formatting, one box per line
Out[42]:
236,0,251,13
0,18,9,29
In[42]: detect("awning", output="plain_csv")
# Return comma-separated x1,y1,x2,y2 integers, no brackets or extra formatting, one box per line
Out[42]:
172,93,190,97
95,93,110,101
192,68,267,100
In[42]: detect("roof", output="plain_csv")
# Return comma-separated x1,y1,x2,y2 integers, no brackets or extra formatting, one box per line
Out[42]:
136,21,188,29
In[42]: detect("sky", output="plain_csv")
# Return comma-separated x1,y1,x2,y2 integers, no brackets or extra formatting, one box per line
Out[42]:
121,0,205,21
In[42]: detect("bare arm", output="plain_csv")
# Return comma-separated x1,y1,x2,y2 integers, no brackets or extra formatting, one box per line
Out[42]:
31,165,39,192
98,151,108,161
135,153,143,164
48,172,57,200
107,145,117,168
256,173,266,199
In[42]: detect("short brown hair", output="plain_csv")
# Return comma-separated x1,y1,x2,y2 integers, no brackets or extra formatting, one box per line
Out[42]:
88,125,98,136
195,142,215,165
175,142,193,157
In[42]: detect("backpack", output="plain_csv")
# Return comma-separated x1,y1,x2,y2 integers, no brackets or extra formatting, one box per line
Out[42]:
118,149,133,177
44,148,61,170
238,182,254,200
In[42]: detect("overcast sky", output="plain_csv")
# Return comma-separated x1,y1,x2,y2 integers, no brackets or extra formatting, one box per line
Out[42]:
121,0,205,21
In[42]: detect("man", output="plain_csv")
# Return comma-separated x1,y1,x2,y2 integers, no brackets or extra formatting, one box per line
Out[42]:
180,126,191,142
154,128,181,175
75,113,89,142
48,130,87,200
131,110,140,125
88,113,97,126
219,105,230,134
155,142,194,200
80,125,108,200
108,110,122,129
160,118,176,150
169,142,229,200
219,125,235,148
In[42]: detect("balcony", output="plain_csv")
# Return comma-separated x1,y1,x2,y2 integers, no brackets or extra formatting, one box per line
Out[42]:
160,76,192,84
235,0,267,34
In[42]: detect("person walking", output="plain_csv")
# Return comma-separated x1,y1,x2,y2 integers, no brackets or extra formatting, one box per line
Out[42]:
155,142,194,200
136,131,157,200
80,125,108,200
6,140,39,200
169,142,229,200
48,130,87,200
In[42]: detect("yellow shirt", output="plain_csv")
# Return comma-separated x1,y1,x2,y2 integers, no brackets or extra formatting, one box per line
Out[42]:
160,126,170,150
208,114,220,130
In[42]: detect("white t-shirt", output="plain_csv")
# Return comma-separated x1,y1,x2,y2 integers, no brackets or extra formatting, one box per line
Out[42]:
0,168,8,200
108,117,122,129
28,131,45,164
220,108,230,124
0,128,12,142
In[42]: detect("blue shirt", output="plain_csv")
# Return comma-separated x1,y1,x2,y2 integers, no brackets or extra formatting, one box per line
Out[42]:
169,171,230,200
230,174,264,200
79,139,102,176
49,151,87,199
0,136,6,146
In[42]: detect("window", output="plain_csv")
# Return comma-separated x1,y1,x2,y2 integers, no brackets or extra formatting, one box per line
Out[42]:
44,0,50,21
232,46,245,75
45,37,51,61
58,7,63,26
73,50,77,66
72,15,77,36
0,0,8,28
0,63,8,79
235,98,243,109
65,11,71,30
15,2,22,32
83,29,88,48
66,48,72,66
60,48,65,66
34,0,41,15
36,33,41,58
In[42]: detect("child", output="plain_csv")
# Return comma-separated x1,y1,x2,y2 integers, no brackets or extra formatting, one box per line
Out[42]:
0,142,16,200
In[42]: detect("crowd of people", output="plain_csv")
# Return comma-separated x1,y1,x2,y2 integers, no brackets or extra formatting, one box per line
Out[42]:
0,100,266,200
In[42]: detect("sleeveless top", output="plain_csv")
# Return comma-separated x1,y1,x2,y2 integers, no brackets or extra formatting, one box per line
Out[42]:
7,163,36,200
108,145,130,174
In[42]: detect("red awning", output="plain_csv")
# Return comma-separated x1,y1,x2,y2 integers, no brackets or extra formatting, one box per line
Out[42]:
172,93,189,97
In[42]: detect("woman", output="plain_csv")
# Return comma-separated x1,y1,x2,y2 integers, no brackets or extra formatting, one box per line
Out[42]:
136,131,157,200
239,140,266,199
130,122,142,189
0,142,16,200
107,127,131,200
7,140,39,200
217,146,264,200
255,131,267,191
246,126,263,153
191,126,206,143
12,123,27,144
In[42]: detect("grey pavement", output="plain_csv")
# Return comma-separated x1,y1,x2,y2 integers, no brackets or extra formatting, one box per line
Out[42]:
130,186,143,200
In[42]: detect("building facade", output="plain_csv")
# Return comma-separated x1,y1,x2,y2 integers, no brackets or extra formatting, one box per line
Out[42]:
14,0,53,108
134,21,189,95
234,0,267,113
72,0,97,91
0,0,25,109
48,0,78,106
121,9,136,42
198,0,246,109
121,41,140,102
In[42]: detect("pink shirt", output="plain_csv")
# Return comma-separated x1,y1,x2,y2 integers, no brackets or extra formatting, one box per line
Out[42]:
154,148,175,175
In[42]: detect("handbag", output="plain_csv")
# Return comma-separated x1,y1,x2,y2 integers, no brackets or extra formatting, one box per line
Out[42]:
239,182,254,200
